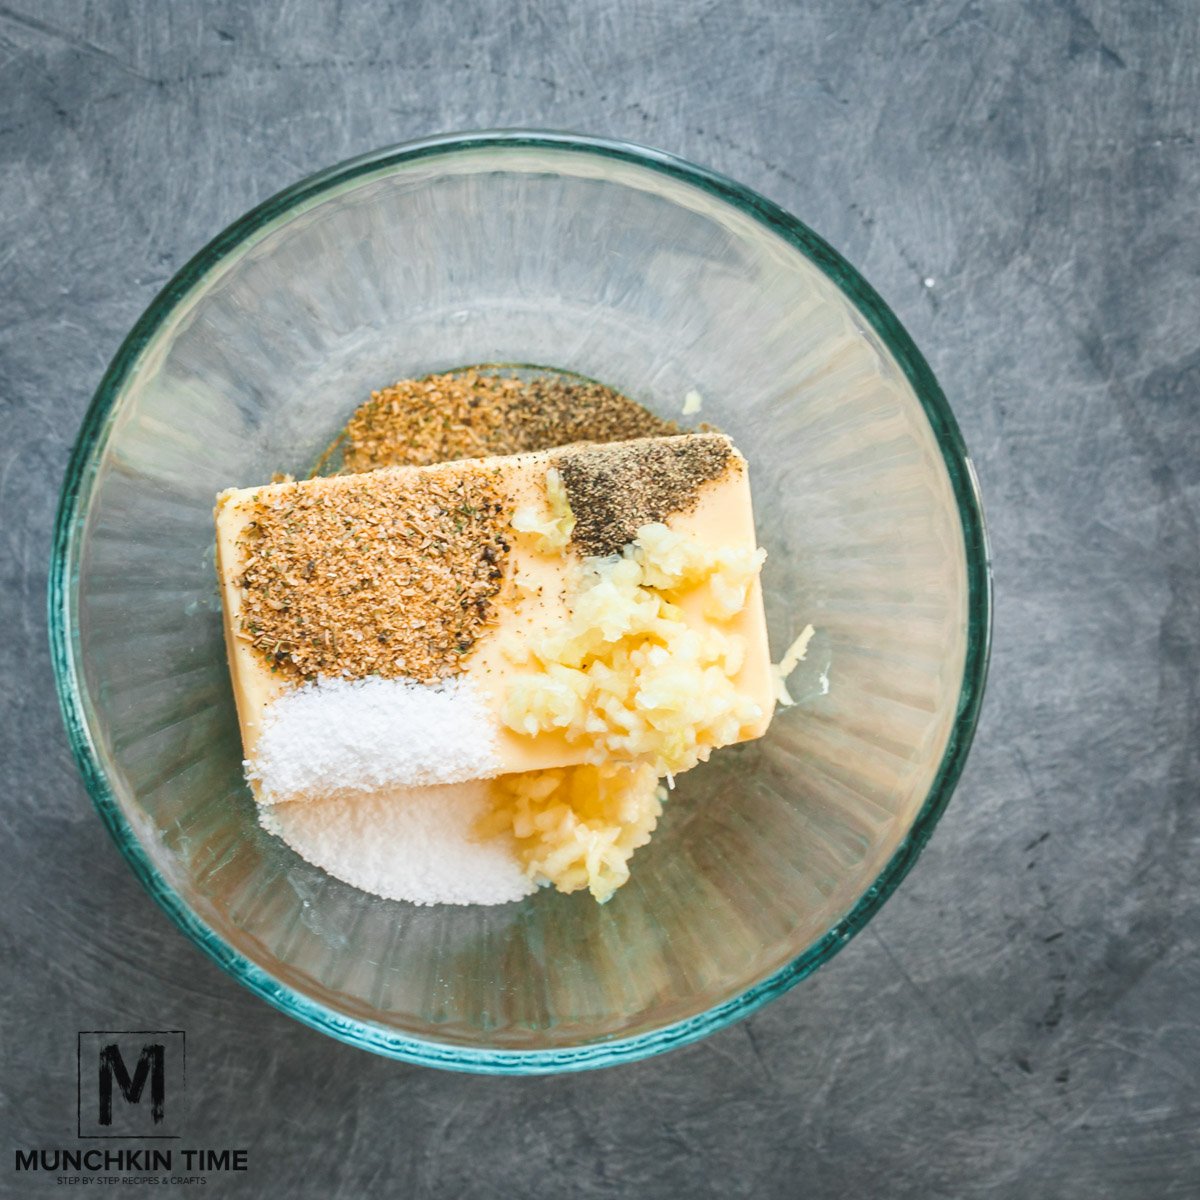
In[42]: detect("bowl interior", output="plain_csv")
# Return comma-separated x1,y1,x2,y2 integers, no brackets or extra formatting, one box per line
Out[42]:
57,139,982,1066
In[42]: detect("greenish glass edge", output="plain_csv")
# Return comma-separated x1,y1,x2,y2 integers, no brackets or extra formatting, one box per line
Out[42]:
48,130,993,1075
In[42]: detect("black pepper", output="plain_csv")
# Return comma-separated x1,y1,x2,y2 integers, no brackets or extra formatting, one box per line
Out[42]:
553,434,736,558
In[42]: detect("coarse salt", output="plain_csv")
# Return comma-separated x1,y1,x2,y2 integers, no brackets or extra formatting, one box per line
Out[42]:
260,780,536,906
248,675,501,804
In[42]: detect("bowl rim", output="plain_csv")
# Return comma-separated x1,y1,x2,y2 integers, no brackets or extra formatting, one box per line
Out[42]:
48,129,993,1074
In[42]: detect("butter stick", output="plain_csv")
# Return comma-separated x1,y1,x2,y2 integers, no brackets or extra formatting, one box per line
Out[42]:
215,436,774,800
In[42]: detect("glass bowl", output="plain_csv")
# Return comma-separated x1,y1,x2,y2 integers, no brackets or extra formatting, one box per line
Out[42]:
50,131,991,1072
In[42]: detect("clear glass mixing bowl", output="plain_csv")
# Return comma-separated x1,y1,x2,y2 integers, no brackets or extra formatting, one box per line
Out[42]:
50,132,990,1072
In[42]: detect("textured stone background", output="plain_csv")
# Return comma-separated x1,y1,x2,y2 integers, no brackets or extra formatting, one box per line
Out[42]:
2,2,1197,1197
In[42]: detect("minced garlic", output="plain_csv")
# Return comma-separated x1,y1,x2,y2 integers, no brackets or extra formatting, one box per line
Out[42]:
502,519,767,780
772,624,816,707
489,461,768,902
510,466,575,552
480,764,665,902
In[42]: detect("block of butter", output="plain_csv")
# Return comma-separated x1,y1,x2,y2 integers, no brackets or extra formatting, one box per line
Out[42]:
215,433,774,803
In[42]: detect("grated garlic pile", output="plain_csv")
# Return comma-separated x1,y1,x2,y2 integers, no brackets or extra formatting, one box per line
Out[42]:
480,764,665,903
501,521,766,779
488,498,767,899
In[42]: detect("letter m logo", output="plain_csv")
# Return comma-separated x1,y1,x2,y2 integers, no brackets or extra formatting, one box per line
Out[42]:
78,1031,185,1138
99,1043,164,1125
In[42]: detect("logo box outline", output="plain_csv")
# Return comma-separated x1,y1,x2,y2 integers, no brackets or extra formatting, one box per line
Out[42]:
76,1030,186,1139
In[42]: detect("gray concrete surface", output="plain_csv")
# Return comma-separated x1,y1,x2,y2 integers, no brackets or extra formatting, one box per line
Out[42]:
2,2,1197,1197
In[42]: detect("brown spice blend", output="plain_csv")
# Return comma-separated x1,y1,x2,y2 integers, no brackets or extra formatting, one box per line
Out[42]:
237,467,510,683
341,371,678,472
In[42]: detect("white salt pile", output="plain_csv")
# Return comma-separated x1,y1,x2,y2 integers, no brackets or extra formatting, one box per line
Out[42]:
248,675,500,804
260,781,537,906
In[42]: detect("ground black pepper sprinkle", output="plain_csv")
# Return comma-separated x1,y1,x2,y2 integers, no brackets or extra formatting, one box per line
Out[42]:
509,376,679,452
553,434,736,558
